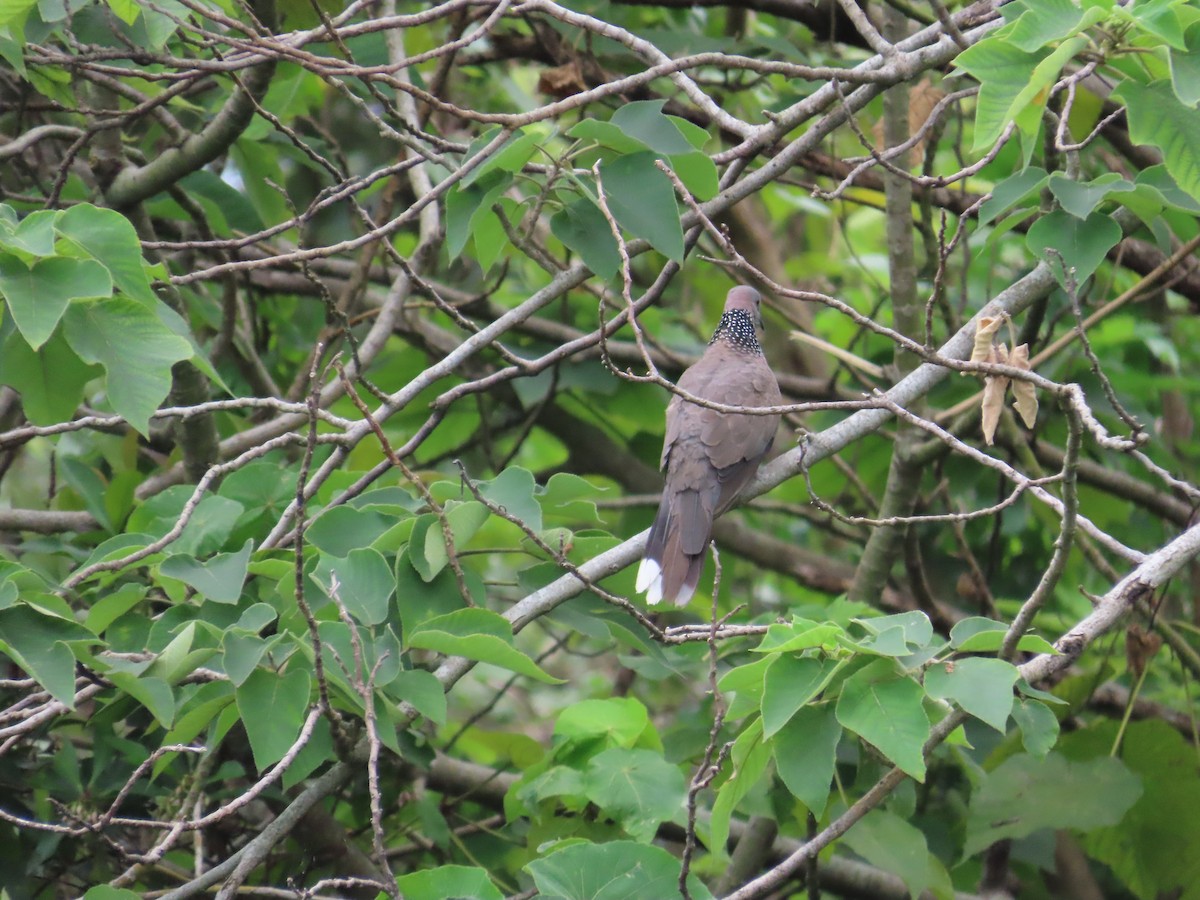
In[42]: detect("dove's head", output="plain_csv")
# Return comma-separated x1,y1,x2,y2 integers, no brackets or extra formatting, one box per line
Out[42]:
724,285,764,330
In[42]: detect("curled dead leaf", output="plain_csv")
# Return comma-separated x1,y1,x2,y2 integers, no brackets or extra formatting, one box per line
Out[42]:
1009,343,1039,429
1125,623,1163,679
537,60,586,98
868,79,946,167
908,80,947,163
980,344,1009,446
971,316,1003,364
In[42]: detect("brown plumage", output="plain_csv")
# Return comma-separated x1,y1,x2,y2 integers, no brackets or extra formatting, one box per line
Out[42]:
637,286,782,606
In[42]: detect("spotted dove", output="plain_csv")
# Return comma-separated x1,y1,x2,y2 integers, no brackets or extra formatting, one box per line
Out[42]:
636,286,782,606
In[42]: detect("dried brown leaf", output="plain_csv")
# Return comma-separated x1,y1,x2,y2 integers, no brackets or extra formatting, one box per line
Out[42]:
1009,343,1039,429
537,61,586,98
1125,623,1163,679
980,345,1009,445
869,79,946,166
908,80,947,163
980,379,1009,445
971,316,1003,364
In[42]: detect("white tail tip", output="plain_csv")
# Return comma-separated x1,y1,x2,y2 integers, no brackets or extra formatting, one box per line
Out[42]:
635,557,660,594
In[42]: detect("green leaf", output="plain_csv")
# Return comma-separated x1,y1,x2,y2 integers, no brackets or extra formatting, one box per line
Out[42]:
313,547,394,625
461,127,540,187
850,625,914,657
85,583,145,635
0,327,99,425
306,505,393,556
1118,79,1200,202
388,669,447,725
476,466,541,531
1003,0,1103,51
146,620,210,684
221,631,273,686
0,208,57,256
978,167,1049,225
836,664,931,780
395,553,472,636
924,657,1018,732
61,298,193,435
581,748,686,842
445,169,511,260
551,196,621,280
669,150,719,201
160,539,253,605
840,807,946,900
105,0,140,25
598,152,683,261
950,616,1056,654
128,3,182,48
407,515,441,582
235,666,312,771
555,697,653,748
1078,720,1200,900
317,620,401,691
567,119,648,154
178,170,265,235
761,656,836,738
59,456,112,532
1013,35,1089,146
407,608,564,684
854,610,933,647
395,866,503,900
717,656,772,699
610,100,696,155
518,764,585,811
157,684,235,775
56,203,158,306
1136,164,1200,213
539,472,606,527
1125,0,1186,50
107,671,175,728
669,115,710,151
1049,172,1136,218
279,712,334,789
0,23,25,76
471,205,509,272
953,623,1055,655
243,61,323,136
774,704,841,816
710,717,770,858
124,490,244,558
1011,697,1059,756
954,39,1050,150
1169,22,1200,107
949,616,1007,647
1026,209,1121,286
0,604,94,706
0,254,112,349
1016,677,1069,706
753,620,843,653
420,501,489,581
235,603,277,633
526,840,713,900
963,752,1142,855
55,202,157,304
83,887,141,900
220,461,298,525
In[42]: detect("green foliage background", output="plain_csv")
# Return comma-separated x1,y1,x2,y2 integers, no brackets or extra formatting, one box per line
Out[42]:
1,0,1200,898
